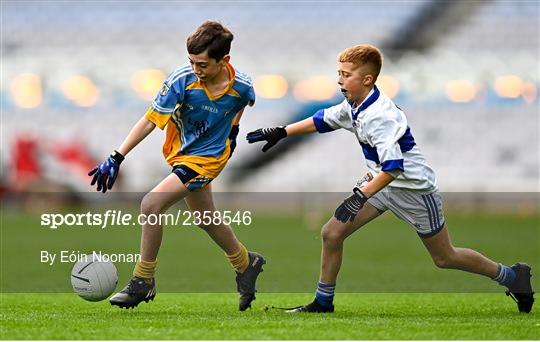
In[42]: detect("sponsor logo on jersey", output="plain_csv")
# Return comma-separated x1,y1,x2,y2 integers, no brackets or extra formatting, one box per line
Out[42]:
201,105,218,113
160,83,170,96
187,118,210,138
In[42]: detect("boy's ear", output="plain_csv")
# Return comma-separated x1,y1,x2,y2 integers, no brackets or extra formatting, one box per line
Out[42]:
221,54,231,64
363,74,374,86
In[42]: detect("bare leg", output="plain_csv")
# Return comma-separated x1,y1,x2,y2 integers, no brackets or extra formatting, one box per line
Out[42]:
185,184,265,311
320,203,383,284
139,173,191,261
421,225,499,278
110,174,190,308
184,183,240,254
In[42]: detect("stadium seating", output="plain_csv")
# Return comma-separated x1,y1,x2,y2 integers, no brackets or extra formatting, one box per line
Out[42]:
1,1,537,192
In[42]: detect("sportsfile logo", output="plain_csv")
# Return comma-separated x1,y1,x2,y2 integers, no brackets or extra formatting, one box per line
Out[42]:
41,210,136,229
40,209,253,229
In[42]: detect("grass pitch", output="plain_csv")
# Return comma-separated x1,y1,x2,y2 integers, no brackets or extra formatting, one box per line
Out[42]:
1,293,539,339
2,207,538,293
1,203,539,339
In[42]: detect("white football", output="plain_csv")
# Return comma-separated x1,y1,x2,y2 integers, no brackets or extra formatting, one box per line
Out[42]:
71,255,118,301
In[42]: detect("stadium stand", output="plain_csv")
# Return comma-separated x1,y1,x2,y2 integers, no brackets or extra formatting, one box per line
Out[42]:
1,1,538,192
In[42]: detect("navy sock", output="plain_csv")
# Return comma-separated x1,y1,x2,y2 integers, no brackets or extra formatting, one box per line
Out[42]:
315,281,335,307
492,263,516,287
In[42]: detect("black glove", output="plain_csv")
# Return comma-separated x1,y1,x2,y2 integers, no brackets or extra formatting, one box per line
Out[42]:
246,126,287,152
88,150,124,193
334,187,368,223
228,125,240,158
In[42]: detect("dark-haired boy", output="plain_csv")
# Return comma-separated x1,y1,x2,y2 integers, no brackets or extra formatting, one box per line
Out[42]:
89,21,265,311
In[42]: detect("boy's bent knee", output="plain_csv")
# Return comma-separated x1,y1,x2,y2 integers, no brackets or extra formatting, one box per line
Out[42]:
140,193,165,216
432,252,457,269
321,222,348,244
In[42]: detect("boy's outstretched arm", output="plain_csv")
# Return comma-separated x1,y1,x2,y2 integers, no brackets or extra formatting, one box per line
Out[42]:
88,117,156,193
117,116,156,156
246,117,317,152
285,117,318,136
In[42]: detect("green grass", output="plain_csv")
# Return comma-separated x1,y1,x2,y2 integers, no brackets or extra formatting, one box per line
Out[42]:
1,205,539,339
1,208,538,293
1,293,538,339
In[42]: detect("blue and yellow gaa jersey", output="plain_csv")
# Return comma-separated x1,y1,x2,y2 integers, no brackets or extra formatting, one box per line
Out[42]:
144,63,255,178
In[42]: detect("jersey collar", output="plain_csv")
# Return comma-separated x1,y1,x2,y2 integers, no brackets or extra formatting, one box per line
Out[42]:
201,63,235,102
350,85,380,120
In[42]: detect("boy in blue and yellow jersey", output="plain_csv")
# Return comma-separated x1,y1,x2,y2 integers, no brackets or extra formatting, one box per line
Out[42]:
88,21,265,311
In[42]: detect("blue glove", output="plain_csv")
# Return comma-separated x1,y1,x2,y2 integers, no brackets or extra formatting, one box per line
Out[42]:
228,125,240,158
88,151,124,193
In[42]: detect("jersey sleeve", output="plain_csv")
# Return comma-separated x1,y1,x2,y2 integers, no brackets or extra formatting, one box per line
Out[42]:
312,100,349,133
367,115,407,176
230,74,256,115
240,75,256,108
246,84,256,106
144,70,187,130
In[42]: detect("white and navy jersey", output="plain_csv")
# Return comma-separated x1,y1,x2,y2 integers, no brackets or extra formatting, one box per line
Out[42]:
312,86,437,191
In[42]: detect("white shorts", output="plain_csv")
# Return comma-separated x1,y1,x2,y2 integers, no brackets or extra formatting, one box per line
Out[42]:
367,187,445,237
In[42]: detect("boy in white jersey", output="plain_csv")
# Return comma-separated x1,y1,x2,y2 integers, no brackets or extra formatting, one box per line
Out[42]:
88,21,265,311
247,44,534,313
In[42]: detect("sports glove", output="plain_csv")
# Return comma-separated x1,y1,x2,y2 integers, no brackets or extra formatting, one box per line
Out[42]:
228,124,240,158
334,172,374,223
334,187,368,223
246,126,287,152
88,150,124,193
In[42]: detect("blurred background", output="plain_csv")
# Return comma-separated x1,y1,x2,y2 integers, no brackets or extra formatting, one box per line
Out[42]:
2,0,538,194
1,1,539,294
